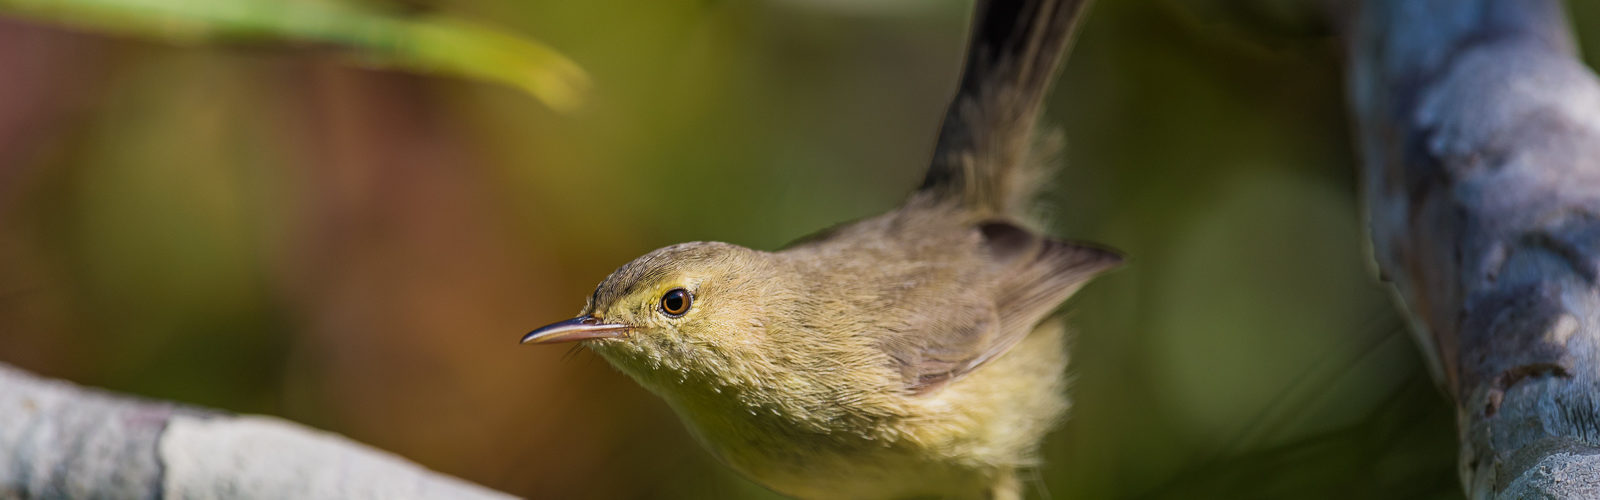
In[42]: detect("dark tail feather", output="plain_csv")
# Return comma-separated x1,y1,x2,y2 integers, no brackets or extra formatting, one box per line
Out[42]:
919,0,1091,218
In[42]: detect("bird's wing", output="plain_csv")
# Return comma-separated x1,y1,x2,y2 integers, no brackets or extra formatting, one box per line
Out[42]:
883,220,1120,394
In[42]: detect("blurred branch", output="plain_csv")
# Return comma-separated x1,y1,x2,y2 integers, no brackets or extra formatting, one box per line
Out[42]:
0,363,513,498
0,0,589,111
1345,0,1600,497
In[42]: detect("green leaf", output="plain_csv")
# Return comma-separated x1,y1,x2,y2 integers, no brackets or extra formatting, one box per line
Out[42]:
0,0,589,111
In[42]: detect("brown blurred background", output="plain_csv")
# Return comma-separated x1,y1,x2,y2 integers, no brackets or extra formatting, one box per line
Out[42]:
10,0,1600,498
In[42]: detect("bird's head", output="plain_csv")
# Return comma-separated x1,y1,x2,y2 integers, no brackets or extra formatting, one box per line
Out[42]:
523,241,774,391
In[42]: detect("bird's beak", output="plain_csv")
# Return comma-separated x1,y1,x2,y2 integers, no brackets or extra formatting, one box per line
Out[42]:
521,316,632,344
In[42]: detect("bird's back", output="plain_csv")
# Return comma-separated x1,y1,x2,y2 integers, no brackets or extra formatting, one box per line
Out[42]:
751,194,1099,493
753,0,1119,496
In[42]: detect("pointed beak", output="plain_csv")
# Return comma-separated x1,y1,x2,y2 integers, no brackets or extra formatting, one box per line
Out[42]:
521,316,632,344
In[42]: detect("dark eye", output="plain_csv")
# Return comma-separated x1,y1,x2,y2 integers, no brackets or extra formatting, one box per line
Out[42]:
660,288,691,317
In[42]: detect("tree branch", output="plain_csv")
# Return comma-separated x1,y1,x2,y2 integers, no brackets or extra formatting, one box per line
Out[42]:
1345,1,1600,497
0,363,513,499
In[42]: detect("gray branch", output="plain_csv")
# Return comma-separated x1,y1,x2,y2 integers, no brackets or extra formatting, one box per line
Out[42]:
0,363,514,499
1346,0,1600,497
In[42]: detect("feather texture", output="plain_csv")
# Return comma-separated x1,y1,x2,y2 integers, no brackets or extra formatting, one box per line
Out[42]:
545,1,1117,498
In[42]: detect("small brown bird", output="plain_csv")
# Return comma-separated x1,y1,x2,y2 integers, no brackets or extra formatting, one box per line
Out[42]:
523,0,1117,498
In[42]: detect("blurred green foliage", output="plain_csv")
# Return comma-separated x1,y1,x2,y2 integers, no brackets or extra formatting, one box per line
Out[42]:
0,0,587,109
16,0,1600,498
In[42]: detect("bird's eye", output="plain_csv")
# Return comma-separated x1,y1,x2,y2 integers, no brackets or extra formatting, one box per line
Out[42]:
660,288,691,317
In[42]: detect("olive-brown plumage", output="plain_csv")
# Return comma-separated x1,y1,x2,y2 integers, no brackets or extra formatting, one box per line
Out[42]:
524,1,1115,498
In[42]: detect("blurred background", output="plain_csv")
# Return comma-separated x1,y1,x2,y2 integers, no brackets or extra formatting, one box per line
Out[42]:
9,0,1600,498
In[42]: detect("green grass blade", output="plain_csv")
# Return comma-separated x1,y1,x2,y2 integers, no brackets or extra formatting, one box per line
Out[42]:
0,0,589,111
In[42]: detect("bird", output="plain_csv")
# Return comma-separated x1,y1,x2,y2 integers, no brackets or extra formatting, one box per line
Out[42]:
522,0,1117,498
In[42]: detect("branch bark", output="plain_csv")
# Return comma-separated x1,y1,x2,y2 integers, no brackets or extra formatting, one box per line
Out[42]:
1345,1,1600,497
0,363,513,499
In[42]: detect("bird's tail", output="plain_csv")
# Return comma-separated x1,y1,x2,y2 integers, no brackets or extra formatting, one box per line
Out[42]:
919,0,1091,219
